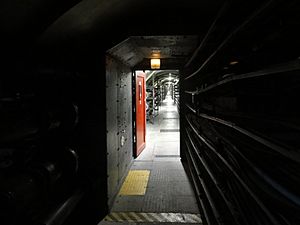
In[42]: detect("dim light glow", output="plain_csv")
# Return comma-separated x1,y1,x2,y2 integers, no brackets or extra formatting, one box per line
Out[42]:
150,58,160,69
229,61,239,65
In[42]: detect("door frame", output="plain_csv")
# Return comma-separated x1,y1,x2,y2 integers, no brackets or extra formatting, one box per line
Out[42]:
132,70,146,158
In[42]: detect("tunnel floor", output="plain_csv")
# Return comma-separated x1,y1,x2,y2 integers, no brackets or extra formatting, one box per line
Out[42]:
98,94,201,224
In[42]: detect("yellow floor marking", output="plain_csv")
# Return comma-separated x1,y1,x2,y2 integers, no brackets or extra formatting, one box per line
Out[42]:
118,170,150,195
103,212,202,223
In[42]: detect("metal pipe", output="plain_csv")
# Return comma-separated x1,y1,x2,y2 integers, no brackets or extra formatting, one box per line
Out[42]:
42,189,84,225
184,0,275,80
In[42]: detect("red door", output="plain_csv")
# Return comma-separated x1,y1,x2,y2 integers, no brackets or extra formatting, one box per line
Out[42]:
135,71,146,157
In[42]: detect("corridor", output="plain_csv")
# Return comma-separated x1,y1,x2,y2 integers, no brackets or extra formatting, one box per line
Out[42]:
1,1,300,225
98,94,201,224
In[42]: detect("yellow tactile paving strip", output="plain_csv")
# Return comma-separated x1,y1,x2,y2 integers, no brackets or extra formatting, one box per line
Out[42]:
118,170,150,195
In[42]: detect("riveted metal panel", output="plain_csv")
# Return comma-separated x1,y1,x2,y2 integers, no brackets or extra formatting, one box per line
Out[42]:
106,55,134,208
106,56,119,202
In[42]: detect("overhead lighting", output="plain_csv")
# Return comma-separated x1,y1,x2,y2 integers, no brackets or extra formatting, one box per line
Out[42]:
151,58,160,69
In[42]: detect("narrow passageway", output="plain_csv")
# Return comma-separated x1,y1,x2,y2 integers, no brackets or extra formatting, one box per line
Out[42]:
139,93,180,160
2,1,300,225
98,93,201,224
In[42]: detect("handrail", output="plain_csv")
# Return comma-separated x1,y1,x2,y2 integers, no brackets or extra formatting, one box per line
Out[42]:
186,59,300,95
185,128,242,224
185,103,197,114
185,115,280,225
184,101,300,163
197,113,300,163
184,140,220,225
183,146,213,225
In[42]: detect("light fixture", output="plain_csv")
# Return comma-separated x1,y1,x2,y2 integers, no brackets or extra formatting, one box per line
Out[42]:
151,58,160,69
150,49,161,69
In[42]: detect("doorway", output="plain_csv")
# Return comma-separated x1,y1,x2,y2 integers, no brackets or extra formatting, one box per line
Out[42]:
135,71,146,157
135,70,180,160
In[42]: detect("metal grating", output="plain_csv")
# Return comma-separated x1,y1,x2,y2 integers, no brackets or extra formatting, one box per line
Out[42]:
160,129,180,132
155,155,180,157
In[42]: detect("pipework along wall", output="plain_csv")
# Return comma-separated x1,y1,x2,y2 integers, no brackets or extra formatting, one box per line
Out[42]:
106,55,133,208
180,1,300,225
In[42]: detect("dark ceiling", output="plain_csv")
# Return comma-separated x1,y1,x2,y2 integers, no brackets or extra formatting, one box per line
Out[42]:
1,0,224,69
107,35,199,69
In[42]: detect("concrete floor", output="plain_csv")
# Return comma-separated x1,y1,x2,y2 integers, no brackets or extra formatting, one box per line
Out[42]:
98,94,201,225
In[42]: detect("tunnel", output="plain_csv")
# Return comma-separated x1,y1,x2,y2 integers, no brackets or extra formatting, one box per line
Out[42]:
0,0,300,225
